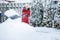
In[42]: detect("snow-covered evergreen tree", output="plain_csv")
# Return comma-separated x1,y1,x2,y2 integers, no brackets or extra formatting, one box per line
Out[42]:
42,0,60,28
54,1,60,29
30,0,44,27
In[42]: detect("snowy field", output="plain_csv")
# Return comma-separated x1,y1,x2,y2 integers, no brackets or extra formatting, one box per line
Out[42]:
0,18,60,40
0,9,60,40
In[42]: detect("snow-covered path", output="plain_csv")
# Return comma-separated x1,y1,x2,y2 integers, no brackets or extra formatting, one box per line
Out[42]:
0,18,60,40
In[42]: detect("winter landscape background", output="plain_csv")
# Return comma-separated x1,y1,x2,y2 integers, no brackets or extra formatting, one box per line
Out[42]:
0,0,60,40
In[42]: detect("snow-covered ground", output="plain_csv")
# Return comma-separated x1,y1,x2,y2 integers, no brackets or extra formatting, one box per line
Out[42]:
0,18,60,40
0,9,60,40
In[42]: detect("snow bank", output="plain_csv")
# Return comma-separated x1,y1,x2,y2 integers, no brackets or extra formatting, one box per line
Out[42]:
0,18,60,40
0,18,34,32
4,9,19,17
0,8,60,40
34,27,60,34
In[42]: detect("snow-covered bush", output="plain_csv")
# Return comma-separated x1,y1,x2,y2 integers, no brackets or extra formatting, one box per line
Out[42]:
4,9,19,17
4,9,20,20
0,11,8,23
54,21,60,29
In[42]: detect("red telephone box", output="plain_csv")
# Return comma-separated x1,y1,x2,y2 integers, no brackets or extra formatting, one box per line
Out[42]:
22,7,30,24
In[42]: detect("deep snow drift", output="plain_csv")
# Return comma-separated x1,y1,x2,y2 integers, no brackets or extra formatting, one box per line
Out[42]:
0,18,60,40
0,9,60,40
